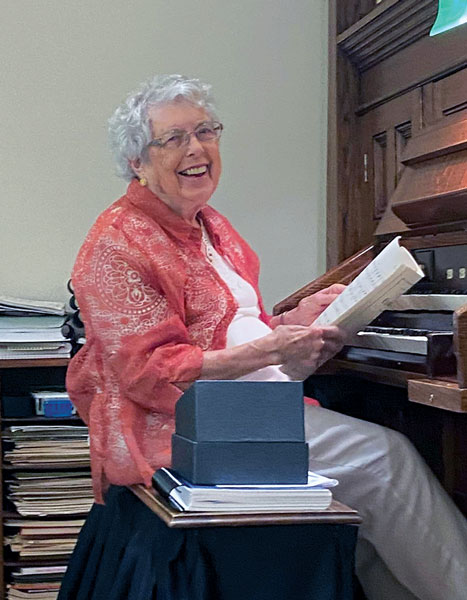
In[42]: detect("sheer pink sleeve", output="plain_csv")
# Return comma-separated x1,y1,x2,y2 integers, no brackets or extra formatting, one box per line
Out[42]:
66,216,203,420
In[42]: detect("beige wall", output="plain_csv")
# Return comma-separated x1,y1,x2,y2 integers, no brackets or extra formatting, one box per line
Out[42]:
1,0,328,312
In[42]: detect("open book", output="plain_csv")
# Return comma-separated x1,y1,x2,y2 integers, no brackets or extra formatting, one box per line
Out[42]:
313,237,424,335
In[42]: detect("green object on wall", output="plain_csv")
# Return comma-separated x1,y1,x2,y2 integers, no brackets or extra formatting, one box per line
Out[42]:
430,0,467,36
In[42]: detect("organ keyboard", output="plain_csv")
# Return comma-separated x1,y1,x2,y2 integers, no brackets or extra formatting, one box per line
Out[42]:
341,243,467,378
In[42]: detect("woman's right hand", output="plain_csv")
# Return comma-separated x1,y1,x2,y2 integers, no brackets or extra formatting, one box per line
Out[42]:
201,322,347,382
261,324,347,380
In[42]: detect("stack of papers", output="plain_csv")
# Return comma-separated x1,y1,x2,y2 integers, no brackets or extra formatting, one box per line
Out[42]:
0,294,65,317
153,468,337,512
7,581,61,600
3,426,92,516
4,517,85,559
4,470,93,516
4,426,90,467
0,314,70,360
7,565,69,600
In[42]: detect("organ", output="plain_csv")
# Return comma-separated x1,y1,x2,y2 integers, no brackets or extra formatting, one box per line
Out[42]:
274,0,467,512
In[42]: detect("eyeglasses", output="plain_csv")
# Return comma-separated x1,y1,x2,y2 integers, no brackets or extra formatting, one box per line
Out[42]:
147,121,223,151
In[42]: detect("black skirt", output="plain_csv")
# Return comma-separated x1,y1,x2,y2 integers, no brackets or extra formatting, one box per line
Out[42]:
58,486,358,600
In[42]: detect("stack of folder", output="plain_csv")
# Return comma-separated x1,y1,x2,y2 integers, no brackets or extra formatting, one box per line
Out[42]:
4,517,86,559
3,426,92,516
3,425,92,599
0,295,70,360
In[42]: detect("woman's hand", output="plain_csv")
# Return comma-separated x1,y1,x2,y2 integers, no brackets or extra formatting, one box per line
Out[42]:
254,323,347,380
277,284,346,327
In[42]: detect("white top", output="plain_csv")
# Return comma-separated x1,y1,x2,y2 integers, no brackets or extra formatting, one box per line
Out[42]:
200,224,290,382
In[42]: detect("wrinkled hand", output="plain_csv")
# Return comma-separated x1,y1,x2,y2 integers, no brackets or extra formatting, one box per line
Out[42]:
289,284,346,326
265,323,347,380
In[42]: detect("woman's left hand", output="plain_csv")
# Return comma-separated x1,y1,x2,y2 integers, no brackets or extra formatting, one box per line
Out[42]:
280,284,346,327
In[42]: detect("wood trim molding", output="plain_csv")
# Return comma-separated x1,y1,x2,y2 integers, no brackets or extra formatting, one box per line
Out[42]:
402,117,467,165
337,0,437,72
408,379,467,412
358,35,467,114
454,305,467,389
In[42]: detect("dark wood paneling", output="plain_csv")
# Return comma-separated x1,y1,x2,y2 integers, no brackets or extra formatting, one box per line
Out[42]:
326,47,362,267
336,0,377,35
402,115,467,165
322,0,467,520
434,69,467,118
455,305,467,389
359,25,467,113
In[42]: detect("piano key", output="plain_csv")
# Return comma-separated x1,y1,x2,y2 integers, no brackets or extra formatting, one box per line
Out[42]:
350,330,428,355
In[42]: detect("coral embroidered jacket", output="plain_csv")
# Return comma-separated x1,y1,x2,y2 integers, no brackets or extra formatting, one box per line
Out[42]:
66,180,270,502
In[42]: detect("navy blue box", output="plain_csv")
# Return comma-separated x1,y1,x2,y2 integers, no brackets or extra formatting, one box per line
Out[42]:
171,434,309,485
175,380,304,442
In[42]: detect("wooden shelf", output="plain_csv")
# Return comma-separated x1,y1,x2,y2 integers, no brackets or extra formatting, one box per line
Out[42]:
1,416,82,424
0,361,89,596
0,359,69,369
409,379,467,412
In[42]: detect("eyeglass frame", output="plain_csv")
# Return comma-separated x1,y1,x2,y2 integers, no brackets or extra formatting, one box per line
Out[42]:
147,120,224,150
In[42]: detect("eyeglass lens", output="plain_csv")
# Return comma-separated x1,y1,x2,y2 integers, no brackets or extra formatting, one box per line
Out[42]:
155,122,222,149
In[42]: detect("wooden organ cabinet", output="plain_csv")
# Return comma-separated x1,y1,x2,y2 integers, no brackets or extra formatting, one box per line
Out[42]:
275,0,467,513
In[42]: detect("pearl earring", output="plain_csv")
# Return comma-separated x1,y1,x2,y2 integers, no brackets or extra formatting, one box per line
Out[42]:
139,177,148,187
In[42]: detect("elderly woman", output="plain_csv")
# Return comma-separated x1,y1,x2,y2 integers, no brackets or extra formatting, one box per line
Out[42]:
63,75,467,600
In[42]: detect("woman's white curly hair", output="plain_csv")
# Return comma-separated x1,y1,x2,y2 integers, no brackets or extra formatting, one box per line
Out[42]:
108,74,219,181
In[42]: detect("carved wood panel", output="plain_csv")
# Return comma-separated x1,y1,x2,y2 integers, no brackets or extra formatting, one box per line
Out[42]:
347,90,418,256
433,66,467,120
328,0,467,267
336,0,377,35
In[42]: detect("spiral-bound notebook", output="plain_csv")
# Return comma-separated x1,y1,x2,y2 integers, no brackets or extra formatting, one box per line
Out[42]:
152,468,337,512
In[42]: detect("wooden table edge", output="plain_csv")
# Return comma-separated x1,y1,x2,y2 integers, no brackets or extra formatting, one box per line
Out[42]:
129,484,362,528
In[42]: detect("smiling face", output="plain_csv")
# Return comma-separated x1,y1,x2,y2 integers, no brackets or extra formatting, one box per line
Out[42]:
131,101,222,225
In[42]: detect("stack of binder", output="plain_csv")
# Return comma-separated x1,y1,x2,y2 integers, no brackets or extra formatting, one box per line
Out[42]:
0,295,70,360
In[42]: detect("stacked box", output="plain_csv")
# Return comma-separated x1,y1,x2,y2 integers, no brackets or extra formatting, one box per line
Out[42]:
172,380,308,485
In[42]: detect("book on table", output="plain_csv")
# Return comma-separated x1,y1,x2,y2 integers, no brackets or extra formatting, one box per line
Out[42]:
313,236,424,336
152,468,337,512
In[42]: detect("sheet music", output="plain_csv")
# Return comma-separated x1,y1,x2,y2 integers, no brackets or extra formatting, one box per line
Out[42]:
313,237,424,335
